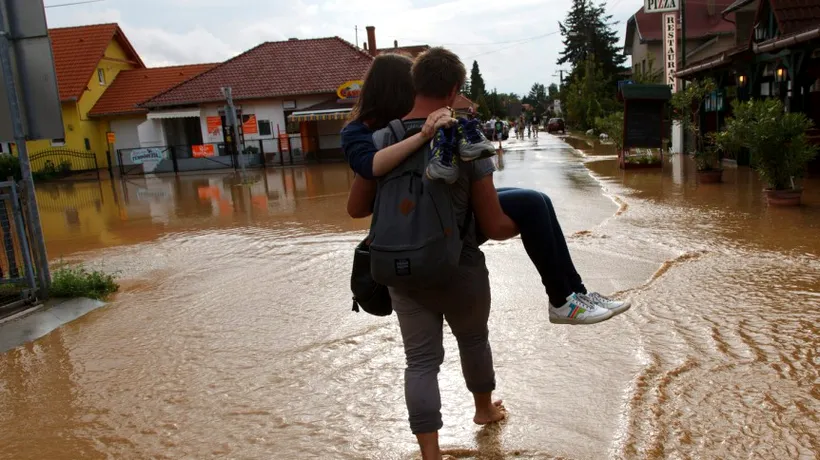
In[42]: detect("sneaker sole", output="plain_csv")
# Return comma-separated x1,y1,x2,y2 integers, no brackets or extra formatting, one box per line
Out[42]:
605,300,632,317
549,311,614,325
460,143,496,162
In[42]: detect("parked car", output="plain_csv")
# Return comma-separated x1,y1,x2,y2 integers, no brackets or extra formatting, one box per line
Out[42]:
547,118,566,134
483,120,509,140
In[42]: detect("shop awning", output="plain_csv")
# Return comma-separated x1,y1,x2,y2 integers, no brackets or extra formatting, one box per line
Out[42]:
288,107,352,122
147,109,201,120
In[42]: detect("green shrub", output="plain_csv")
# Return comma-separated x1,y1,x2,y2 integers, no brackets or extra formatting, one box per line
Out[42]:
50,264,119,300
715,98,818,190
595,111,624,151
0,154,22,181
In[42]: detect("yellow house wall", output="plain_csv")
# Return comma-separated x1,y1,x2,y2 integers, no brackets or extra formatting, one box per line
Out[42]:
23,38,138,169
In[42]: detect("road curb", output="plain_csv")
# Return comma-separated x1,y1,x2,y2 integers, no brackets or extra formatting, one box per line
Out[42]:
0,303,44,326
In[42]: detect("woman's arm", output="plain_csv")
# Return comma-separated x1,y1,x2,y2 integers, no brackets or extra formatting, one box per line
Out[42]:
341,109,454,179
347,175,377,218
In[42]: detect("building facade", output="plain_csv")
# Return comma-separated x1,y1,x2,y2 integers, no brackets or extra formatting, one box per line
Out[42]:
25,24,145,168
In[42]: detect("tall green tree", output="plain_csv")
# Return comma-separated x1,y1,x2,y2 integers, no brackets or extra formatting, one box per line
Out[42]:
548,83,559,100
524,83,549,114
477,93,491,120
469,61,486,103
558,0,626,84
564,56,618,130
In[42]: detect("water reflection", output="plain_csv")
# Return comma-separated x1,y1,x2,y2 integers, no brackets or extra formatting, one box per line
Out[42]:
37,164,365,258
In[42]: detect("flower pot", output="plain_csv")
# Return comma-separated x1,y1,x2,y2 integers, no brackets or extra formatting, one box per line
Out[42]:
697,169,722,183
764,188,802,206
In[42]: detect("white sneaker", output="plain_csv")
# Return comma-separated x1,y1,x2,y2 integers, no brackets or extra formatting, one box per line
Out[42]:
549,293,613,325
583,292,631,316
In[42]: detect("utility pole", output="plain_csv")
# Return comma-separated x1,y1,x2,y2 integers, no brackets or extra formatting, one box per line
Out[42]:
0,6,51,292
221,87,247,180
680,0,687,154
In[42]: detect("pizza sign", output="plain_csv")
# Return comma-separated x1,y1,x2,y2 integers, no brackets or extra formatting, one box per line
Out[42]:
337,80,363,100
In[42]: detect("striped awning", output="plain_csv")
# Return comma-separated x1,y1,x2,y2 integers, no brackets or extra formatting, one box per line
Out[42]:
288,108,352,122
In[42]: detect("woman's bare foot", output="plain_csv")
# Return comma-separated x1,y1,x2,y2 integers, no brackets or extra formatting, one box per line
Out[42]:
473,400,506,425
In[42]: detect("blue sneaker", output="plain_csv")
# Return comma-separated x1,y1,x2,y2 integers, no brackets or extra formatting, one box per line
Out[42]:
426,126,459,184
457,118,496,161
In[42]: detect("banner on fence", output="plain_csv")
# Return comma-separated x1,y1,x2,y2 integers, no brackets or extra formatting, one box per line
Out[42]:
193,144,216,158
130,148,165,164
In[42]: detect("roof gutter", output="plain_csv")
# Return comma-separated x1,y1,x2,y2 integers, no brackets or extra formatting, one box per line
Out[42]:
754,27,820,53
676,53,727,78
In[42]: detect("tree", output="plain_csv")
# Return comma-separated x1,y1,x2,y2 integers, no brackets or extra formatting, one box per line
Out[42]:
477,93,491,120
558,0,626,85
469,61,486,103
548,83,559,100
524,83,549,114
563,56,618,130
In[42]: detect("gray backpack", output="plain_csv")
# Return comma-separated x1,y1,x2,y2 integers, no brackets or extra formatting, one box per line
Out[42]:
368,120,470,290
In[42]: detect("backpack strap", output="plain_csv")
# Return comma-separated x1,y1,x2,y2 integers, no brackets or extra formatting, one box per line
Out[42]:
458,208,473,241
387,119,406,144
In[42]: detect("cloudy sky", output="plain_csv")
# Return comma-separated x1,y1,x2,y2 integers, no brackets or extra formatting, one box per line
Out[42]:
45,0,641,96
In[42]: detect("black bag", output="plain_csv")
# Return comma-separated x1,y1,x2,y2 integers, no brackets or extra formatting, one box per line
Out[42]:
350,238,392,316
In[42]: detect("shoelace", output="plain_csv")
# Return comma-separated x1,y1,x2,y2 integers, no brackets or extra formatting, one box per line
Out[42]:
438,128,456,164
463,120,484,143
587,292,613,305
575,293,603,312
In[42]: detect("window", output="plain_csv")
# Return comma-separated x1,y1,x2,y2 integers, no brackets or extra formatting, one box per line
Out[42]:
84,138,91,150
51,138,65,147
258,119,272,136
97,68,105,85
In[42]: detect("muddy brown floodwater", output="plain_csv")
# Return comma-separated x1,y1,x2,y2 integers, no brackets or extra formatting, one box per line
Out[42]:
0,134,817,459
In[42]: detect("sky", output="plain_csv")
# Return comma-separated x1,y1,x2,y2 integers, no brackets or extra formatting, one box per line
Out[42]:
44,0,642,97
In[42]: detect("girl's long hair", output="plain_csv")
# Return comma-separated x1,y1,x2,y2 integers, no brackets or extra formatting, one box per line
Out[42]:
348,53,415,130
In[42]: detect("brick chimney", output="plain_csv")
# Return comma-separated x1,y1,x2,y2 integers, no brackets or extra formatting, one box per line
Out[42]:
366,26,377,56
394,40,398,48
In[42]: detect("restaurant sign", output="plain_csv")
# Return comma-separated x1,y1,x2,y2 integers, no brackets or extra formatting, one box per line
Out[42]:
645,0,679,13
336,80,363,100
663,13,678,92
130,148,165,164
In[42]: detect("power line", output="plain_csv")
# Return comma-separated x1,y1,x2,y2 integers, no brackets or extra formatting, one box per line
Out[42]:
394,30,563,48
45,0,105,8
465,31,562,60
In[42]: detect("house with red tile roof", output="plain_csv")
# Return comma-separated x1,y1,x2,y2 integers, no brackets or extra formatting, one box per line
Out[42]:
87,63,216,156
25,24,145,168
624,0,738,82
139,36,373,163
453,94,478,118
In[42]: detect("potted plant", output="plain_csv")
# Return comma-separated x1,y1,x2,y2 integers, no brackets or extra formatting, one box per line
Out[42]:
670,78,721,182
714,98,818,206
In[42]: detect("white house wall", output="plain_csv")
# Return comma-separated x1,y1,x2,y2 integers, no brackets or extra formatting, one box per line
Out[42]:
110,116,143,163
137,119,166,148
198,95,330,147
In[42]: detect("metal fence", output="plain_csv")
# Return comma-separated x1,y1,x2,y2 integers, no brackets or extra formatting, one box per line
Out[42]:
0,181,38,314
117,135,344,177
30,148,100,181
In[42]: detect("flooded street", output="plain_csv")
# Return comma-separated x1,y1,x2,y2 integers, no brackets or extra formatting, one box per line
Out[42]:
1,134,818,459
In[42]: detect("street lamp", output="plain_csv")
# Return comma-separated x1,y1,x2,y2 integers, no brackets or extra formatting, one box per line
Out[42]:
736,73,747,88
775,65,788,83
